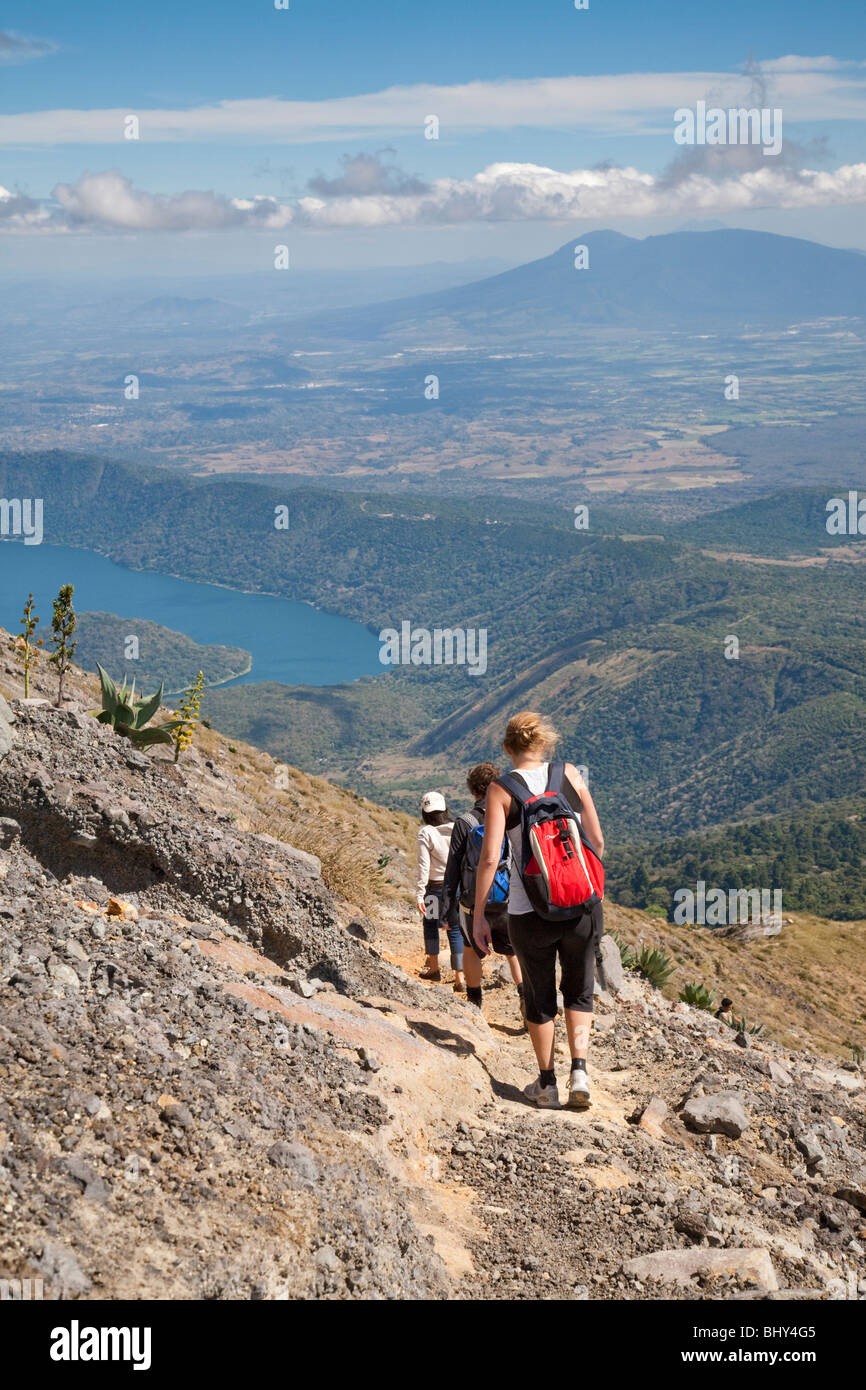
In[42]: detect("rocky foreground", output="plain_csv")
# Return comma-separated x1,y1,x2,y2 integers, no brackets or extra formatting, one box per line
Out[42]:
0,691,865,1301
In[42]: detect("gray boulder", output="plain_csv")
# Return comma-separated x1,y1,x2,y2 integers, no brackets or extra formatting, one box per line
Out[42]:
266,1140,319,1183
596,934,624,995
249,832,321,881
285,975,316,999
0,816,20,847
796,1132,826,1168
0,705,15,762
34,1240,92,1299
638,1095,669,1138
624,1246,777,1290
681,1091,750,1138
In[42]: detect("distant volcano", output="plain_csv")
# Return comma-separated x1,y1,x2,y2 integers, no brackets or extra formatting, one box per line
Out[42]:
290,228,866,344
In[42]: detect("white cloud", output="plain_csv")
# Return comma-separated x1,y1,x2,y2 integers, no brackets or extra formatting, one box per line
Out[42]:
0,184,49,227
3,159,866,235
760,55,866,73
0,30,57,65
307,151,429,198
53,170,254,230
1,60,866,145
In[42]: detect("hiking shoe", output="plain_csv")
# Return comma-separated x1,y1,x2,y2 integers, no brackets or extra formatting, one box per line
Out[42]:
418,969,441,982
566,1068,592,1110
523,1078,560,1109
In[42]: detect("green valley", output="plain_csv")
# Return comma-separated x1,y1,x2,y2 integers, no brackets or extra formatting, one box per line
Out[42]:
3,449,866,912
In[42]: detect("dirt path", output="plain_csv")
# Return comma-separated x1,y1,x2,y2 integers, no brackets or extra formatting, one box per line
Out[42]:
369,905,858,1302
373,904,673,1299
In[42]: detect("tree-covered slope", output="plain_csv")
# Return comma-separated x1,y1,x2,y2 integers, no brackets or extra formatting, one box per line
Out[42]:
3,451,865,876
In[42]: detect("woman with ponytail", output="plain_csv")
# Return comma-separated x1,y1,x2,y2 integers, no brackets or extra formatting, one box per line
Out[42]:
472,712,605,1109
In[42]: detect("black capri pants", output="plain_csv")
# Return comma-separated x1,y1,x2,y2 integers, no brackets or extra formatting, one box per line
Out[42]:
507,901,603,1025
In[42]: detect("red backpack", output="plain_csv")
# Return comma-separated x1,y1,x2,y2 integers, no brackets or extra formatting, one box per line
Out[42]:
497,761,604,921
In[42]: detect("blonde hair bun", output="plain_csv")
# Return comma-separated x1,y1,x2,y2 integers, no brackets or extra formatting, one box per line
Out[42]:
502,710,558,758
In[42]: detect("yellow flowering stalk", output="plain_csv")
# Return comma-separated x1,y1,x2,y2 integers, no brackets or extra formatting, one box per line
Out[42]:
18,593,43,699
173,670,205,764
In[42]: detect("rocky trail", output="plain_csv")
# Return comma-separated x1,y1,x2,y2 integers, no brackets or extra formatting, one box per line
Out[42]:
380,913,866,1301
0,668,865,1302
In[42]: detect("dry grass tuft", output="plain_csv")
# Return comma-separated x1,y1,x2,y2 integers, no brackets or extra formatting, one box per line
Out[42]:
606,901,866,1059
248,800,387,907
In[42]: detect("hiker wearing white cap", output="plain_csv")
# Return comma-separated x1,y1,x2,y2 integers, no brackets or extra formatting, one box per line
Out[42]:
416,792,464,990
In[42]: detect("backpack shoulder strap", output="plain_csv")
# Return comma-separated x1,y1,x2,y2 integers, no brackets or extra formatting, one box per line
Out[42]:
546,759,566,794
496,771,532,805
460,810,480,829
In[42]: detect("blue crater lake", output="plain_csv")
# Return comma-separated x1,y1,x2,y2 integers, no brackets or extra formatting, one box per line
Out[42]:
0,542,382,688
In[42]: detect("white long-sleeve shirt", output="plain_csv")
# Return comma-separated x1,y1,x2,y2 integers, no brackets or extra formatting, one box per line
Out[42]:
416,822,454,899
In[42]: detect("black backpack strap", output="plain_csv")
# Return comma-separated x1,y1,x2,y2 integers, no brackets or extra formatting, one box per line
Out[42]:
546,759,566,794
496,771,532,805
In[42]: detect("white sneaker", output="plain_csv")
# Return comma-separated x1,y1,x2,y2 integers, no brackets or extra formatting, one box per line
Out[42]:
566,1067,592,1109
523,1078,560,1109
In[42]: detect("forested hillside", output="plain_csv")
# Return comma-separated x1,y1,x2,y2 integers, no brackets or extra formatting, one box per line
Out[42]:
607,794,866,922
3,451,866,904
74,612,251,693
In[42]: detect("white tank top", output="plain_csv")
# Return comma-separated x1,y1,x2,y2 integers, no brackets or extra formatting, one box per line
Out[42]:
506,763,550,916
506,762,583,916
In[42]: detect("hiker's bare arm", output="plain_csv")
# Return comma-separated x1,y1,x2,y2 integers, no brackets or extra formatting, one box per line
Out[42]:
473,782,510,949
565,763,604,857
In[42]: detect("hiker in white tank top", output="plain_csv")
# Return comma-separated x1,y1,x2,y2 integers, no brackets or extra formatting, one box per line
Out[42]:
472,712,605,1112
505,761,583,916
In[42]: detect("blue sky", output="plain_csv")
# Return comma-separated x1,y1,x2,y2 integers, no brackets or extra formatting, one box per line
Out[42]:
1,0,865,269
5,0,862,106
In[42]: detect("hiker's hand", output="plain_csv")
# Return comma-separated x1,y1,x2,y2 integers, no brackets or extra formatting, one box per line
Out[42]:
473,913,492,957
417,898,426,917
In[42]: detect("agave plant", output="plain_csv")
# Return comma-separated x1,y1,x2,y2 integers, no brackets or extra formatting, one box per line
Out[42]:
633,943,676,990
609,931,636,970
90,664,179,749
680,982,715,1011
726,1013,764,1037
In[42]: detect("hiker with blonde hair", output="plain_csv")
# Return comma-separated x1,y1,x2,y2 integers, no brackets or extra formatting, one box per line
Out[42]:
416,792,464,990
473,712,605,1109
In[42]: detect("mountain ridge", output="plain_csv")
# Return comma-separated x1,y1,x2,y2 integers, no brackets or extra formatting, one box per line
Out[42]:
285,228,866,344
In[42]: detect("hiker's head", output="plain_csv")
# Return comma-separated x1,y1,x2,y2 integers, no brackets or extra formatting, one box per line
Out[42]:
466,761,500,799
721,997,733,1010
420,791,451,826
503,710,558,761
